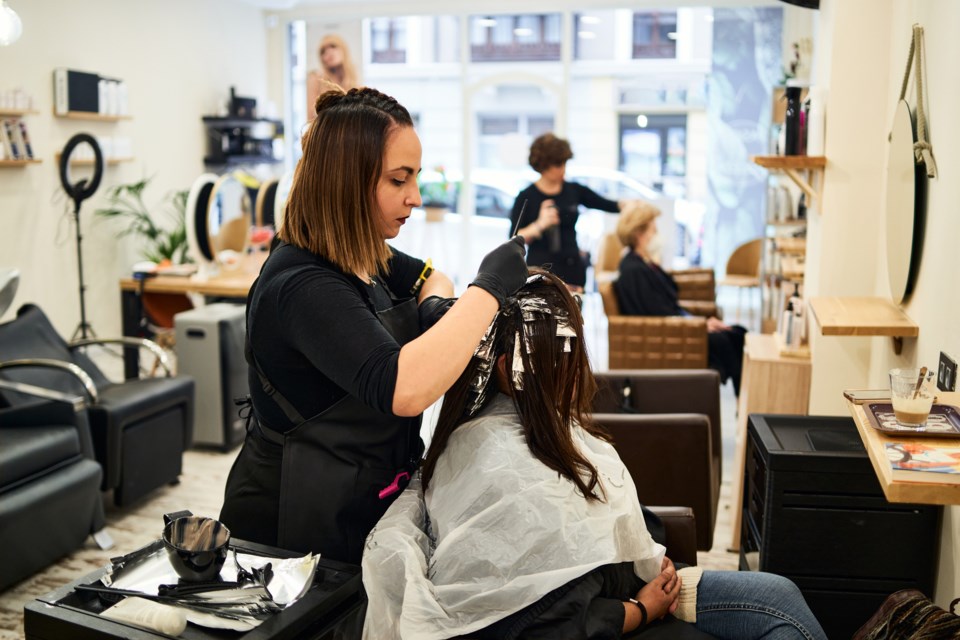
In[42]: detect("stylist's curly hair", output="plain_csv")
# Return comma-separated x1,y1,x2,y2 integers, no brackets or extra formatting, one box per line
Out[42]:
528,132,573,173
282,86,413,277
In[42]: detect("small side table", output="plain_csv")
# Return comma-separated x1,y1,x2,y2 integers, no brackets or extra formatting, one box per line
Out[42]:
729,333,811,550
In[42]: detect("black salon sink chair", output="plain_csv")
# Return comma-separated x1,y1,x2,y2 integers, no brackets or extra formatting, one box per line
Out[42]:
0,304,195,506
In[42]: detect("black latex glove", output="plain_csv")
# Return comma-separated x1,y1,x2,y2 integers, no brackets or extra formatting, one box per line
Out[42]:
469,235,528,308
418,296,456,332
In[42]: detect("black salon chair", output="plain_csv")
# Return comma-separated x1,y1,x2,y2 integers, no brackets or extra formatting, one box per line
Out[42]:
0,304,195,506
0,384,107,590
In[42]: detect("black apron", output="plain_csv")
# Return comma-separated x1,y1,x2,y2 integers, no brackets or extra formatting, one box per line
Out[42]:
223,249,423,565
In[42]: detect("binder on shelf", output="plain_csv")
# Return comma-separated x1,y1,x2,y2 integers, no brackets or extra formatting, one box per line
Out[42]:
16,120,33,159
1,119,22,160
53,68,101,115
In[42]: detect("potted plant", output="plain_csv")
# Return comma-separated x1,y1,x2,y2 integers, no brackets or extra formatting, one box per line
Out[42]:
95,178,191,266
419,165,455,222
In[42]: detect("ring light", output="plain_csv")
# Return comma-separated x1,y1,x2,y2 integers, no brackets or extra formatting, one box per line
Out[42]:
58,133,104,340
59,133,104,209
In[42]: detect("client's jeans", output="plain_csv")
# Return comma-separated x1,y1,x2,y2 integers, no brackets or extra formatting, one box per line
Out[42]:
694,571,828,640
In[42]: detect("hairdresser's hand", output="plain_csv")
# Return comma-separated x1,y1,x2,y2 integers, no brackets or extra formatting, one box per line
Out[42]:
536,199,560,231
635,562,681,621
418,296,457,332
470,236,528,308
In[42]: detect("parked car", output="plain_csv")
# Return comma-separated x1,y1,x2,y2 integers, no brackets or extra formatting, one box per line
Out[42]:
414,166,704,275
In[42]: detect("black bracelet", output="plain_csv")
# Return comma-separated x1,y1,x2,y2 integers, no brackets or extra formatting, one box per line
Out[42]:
627,598,647,628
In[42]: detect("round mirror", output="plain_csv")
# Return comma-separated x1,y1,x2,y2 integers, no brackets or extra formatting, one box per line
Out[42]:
274,170,295,232
208,174,253,268
254,178,279,228
885,100,926,304
186,173,218,273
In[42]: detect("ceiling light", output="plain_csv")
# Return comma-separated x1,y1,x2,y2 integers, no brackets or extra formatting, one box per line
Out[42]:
636,115,648,128
513,27,532,37
578,31,596,39
477,17,497,28
580,16,601,25
0,1,22,46
666,32,677,40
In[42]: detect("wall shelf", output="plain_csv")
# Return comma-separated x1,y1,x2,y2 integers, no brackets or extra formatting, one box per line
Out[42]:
0,159,42,167
0,109,40,117
54,154,134,166
752,155,826,209
809,296,918,354
845,392,960,505
55,111,132,122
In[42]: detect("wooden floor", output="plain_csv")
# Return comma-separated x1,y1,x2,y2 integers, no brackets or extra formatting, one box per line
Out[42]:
0,288,753,638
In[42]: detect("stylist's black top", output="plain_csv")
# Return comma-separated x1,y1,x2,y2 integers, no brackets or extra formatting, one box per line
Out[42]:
247,242,426,432
510,181,619,287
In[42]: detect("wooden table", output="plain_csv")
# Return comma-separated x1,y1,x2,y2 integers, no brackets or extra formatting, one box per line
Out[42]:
119,254,266,378
729,333,811,550
844,391,960,505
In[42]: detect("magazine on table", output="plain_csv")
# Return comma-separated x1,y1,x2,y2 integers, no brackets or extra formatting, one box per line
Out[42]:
884,441,960,484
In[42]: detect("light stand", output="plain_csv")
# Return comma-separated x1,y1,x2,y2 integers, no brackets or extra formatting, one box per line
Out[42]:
58,133,104,341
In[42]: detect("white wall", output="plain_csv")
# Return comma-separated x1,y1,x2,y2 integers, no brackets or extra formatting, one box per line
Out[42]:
808,0,960,607
0,0,270,338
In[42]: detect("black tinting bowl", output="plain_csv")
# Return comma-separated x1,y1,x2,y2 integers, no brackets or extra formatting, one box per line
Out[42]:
162,516,231,581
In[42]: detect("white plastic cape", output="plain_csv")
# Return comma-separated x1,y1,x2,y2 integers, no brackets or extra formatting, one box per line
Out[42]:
362,394,665,639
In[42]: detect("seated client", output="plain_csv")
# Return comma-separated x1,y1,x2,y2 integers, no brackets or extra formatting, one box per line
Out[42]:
361,270,825,639
614,202,746,395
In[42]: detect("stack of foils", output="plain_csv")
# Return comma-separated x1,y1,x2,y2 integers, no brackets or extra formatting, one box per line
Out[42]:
82,540,318,632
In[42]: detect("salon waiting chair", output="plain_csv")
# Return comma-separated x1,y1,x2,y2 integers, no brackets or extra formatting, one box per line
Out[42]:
592,369,722,550
599,280,708,370
0,304,194,506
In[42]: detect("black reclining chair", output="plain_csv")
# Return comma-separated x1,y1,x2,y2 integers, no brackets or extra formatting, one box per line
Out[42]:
0,304,195,506
0,373,107,590
592,369,722,550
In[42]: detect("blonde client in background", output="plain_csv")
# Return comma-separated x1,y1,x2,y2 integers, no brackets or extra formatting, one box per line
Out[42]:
306,34,360,120
362,270,826,639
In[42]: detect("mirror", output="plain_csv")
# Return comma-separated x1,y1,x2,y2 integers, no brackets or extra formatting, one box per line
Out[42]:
885,99,926,304
186,173,253,276
254,178,279,228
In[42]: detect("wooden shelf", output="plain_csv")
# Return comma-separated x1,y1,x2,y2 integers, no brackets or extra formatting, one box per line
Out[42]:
809,297,918,337
780,255,805,281
54,111,132,122
752,155,825,210
0,159,42,167
752,155,826,169
772,237,806,255
846,392,960,505
0,109,40,117
773,330,810,359
54,154,134,166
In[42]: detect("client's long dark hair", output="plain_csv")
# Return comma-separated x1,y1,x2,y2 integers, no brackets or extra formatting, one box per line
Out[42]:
421,270,611,501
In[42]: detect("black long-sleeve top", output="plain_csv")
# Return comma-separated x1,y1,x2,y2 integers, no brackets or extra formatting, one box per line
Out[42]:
510,181,619,287
614,251,685,316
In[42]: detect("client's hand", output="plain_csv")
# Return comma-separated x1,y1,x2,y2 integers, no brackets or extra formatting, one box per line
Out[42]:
706,316,730,333
635,561,682,621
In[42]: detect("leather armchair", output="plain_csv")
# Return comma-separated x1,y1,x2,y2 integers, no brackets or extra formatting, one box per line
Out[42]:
0,378,106,591
0,304,194,506
648,505,698,567
593,369,722,550
599,281,708,370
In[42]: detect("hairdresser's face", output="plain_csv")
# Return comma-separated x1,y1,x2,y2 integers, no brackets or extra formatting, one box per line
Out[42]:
320,41,343,68
540,162,566,183
376,126,422,239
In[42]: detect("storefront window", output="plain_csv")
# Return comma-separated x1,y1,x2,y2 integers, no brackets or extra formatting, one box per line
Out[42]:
632,11,677,59
619,113,687,196
371,18,407,63
469,14,561,62
573,11,617,61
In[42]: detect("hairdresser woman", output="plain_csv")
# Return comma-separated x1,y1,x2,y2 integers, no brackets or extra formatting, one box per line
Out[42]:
220,86,528,565
511,132,621,291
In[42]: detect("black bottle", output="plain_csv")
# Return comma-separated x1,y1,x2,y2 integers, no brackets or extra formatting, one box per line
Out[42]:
784,85,803,156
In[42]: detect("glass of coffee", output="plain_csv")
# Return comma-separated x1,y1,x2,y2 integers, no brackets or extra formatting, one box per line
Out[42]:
889,367,935,428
